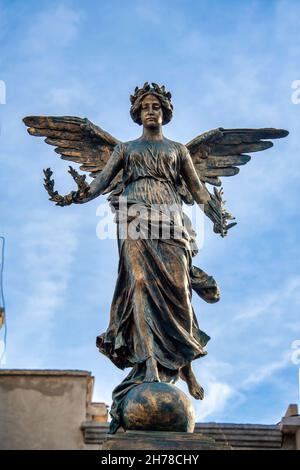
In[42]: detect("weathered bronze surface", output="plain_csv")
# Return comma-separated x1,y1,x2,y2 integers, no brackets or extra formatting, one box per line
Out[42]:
121,382,195,432
23,82,288,434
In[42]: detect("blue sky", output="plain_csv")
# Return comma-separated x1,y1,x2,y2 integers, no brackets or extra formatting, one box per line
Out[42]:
0,0,299,424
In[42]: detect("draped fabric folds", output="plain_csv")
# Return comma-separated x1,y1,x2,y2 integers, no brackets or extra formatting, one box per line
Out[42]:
96,139,219,432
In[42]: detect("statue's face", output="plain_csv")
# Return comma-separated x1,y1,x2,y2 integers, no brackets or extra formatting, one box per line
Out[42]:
140,94,163,128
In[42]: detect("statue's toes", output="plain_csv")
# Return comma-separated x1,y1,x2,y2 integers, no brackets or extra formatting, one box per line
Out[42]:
192,386,204,400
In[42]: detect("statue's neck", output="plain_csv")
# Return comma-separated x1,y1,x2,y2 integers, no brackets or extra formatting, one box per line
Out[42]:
141,126,164,142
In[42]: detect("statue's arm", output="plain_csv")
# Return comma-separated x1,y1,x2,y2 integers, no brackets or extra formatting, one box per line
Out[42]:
75,145,124,203
180,146,235,236
180,147,210,205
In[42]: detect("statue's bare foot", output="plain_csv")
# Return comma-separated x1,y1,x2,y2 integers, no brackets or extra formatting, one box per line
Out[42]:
187,375,204,400
144,357,160,382
180,363,204,400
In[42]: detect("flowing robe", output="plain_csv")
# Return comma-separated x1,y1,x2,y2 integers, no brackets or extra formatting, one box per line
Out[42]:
96,138,218,432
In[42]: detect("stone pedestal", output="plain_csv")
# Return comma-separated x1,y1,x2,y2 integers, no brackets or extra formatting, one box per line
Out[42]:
102,430,230,450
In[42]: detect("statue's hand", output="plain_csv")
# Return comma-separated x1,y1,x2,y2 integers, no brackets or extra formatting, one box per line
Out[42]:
204,188,237,237
71,188,94,204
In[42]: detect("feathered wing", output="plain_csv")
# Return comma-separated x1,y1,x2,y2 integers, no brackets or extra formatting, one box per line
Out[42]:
23,116,123,199
181,127,289,234
186,127,288,186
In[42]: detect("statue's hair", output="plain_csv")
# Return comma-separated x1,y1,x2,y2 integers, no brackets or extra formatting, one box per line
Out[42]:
130,82,173,125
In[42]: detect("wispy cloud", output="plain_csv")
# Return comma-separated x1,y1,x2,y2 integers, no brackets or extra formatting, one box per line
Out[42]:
23,5,82,53
6,209,79,366
195,380,234,420
242,351,291,388
46,81,94,109
235,277,300,320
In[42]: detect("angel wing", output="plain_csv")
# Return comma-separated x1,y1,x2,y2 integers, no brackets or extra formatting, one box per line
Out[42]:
23,115,123,204
180,127,289,235
186,127,289,187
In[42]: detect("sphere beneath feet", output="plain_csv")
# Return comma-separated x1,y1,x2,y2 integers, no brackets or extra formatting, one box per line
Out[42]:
121,382,195,432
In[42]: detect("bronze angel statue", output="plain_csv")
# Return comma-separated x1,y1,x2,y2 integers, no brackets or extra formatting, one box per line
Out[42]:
23,83,288,433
